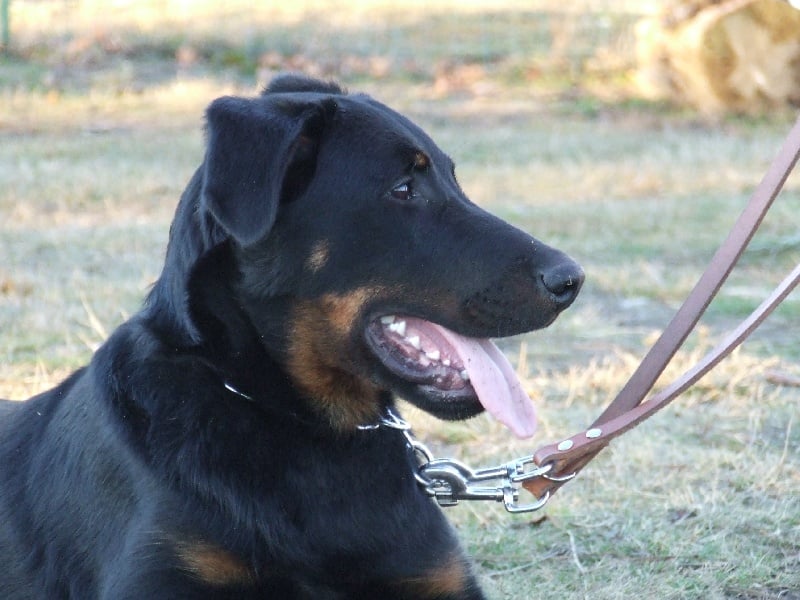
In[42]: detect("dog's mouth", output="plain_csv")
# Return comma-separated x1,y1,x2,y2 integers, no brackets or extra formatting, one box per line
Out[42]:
364,315,537,439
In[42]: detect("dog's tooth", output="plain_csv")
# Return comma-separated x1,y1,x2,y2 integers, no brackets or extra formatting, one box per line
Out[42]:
426,350,441,361
380,315,396,325
408,336,421,350
460,370,470,382
388,320,407,336
442,359,451,367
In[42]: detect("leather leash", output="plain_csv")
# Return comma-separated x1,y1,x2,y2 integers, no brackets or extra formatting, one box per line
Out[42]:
522,115,800,502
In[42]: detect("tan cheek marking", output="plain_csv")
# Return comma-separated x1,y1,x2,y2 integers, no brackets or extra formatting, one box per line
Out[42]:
318,287,374,335
306,240,330,273
174,540,254,587
287,287,384,430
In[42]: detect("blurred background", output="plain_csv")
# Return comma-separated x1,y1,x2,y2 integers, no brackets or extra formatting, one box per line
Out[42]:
1,1,799,598
2,0,800,113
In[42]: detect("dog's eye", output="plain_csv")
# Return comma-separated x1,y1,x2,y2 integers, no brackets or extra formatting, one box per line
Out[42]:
390,182,414,202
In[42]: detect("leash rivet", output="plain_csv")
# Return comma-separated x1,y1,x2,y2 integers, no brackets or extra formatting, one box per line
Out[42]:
557,439,574,451
586,428,602,439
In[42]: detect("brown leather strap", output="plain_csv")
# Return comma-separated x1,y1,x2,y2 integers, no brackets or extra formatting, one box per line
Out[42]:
524,115,800,501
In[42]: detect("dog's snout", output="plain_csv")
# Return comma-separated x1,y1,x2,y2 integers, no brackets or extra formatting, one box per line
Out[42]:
541,261,584,307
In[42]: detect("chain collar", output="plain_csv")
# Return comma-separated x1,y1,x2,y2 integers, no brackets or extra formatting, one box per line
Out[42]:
224,382,254,401
225,383,559,513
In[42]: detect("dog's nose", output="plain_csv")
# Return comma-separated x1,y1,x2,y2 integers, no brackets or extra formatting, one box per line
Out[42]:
541,262,584,308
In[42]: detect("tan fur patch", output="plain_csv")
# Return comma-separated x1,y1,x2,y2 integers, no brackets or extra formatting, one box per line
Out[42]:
306,240,330,273
174,539,254,587
287,287,384,430
397,554,471,598
414,151,430,170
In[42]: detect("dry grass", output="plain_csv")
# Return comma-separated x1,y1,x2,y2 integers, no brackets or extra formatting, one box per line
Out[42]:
2,2,799,598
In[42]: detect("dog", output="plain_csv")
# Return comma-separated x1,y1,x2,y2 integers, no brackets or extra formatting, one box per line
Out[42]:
0,74,583,599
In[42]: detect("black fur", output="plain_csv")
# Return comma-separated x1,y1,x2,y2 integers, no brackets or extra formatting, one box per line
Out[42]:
0,74,583,599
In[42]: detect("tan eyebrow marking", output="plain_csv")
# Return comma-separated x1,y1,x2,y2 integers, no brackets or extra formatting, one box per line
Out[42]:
413,151,430,170
306,240,330,273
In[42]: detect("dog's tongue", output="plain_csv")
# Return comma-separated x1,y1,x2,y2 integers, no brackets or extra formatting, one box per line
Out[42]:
434,325,537,439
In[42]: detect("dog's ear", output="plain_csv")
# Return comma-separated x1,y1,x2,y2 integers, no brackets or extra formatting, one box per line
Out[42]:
201,95,335,246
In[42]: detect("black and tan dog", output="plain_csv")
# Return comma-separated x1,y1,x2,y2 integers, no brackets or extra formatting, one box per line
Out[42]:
0,74,583,599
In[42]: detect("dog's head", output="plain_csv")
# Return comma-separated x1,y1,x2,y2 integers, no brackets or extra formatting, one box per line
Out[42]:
180,74,583,437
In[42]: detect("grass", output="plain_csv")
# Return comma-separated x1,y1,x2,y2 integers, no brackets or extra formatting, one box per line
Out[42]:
2,2,799,598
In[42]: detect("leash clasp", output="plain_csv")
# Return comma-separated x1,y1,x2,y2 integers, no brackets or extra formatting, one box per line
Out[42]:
416,452,556,514
366,409,561,513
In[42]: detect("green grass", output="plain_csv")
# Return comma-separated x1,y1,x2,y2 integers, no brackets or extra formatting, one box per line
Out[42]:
2,3,799,598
